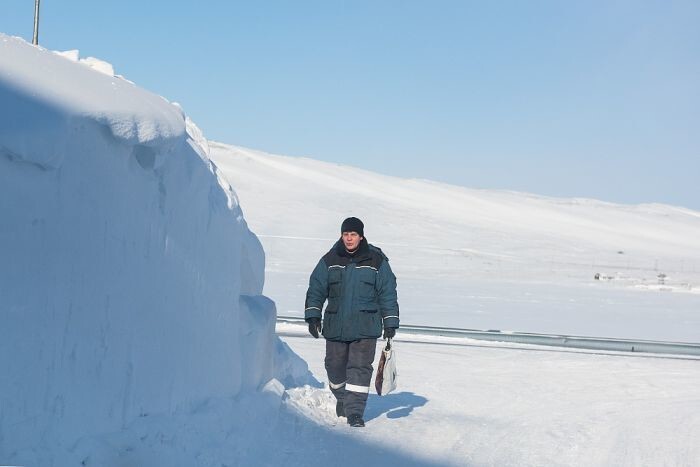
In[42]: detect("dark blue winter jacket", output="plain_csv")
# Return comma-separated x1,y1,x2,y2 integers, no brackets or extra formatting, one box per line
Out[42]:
304,238,399,341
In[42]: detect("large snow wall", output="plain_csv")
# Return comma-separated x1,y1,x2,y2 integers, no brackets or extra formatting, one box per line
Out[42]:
0,34,282,464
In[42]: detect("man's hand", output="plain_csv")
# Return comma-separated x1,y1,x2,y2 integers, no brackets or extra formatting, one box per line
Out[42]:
307,318,321,338
383,327,396,339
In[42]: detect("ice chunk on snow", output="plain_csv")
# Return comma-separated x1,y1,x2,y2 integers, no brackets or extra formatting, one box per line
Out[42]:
54,49,116,76
81,56,115,76
54,49,80,62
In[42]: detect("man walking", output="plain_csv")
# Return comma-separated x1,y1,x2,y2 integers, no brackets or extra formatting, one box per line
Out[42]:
304,217,399,427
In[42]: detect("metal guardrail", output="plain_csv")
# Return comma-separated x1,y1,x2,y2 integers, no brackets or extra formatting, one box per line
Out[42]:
276,316,700,357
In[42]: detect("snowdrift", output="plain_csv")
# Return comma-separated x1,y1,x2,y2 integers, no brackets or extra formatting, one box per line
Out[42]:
0,34,308,465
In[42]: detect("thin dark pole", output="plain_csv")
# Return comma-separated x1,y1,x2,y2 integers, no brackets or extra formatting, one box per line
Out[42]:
33,0,41,45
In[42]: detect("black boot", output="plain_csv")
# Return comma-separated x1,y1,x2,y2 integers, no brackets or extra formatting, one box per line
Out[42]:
347,414,365,427
336,400,345,417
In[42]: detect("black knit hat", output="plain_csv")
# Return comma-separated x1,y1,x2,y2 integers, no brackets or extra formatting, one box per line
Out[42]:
341,217,364,237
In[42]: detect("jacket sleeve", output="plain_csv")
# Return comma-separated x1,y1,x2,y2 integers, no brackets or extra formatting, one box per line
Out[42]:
376,259,399,329
304,259,328,321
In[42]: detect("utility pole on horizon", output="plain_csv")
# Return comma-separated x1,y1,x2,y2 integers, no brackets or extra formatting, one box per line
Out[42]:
33,0,41,45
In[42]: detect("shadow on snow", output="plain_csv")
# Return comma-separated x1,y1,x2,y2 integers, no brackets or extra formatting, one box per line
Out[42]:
365,391,428,422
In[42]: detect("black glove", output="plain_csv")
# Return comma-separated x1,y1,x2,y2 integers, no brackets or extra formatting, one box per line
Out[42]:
307,318,321,339
383,327,396,339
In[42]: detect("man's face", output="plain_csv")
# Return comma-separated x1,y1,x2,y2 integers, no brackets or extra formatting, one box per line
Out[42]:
342,231,362,251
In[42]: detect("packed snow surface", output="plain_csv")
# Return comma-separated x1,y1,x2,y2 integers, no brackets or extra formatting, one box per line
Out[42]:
209,143,700,342
279,323,700,467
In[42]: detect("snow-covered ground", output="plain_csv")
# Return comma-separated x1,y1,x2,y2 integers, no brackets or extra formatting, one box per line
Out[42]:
2,33,699,467
279,323,700,467
209,143,700,342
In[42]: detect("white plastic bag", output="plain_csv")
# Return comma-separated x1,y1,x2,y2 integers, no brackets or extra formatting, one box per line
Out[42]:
375,339,397,396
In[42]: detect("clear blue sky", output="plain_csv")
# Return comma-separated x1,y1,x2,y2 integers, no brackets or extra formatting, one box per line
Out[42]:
2,1,699,209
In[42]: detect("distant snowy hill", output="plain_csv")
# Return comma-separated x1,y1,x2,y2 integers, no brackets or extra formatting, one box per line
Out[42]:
0,34,309,466
209,143,700,341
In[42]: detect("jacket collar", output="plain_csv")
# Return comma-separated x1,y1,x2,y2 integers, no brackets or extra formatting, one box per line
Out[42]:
334,237,370,260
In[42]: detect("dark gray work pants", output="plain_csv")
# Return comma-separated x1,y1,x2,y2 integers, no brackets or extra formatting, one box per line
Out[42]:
325,338,377,418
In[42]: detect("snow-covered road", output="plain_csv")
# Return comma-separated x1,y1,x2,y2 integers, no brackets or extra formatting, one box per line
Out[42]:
278,323,700,467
